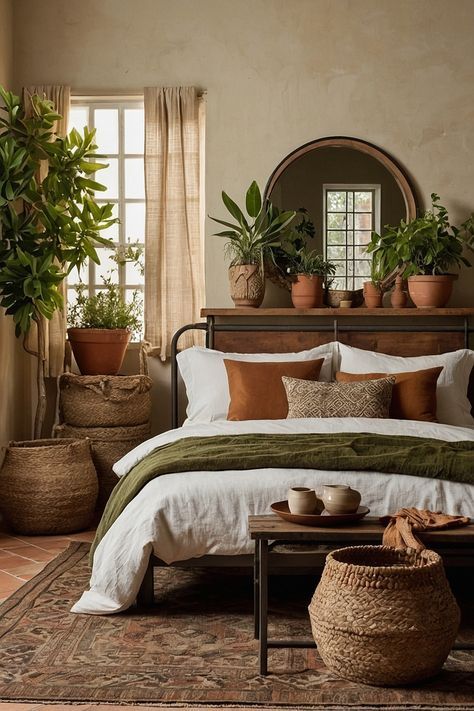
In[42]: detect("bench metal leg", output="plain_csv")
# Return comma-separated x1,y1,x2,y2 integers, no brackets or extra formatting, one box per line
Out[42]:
254,539,260,639
258,539,268,675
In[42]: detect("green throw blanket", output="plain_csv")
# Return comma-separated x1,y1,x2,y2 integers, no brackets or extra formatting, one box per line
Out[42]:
92,432,474,558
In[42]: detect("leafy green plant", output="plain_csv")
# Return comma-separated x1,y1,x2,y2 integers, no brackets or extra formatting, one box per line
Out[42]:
286,247,336,278
209,181,295,266
68,245,143,336
269,208,316,277
0,86,118,436
367,194,474,282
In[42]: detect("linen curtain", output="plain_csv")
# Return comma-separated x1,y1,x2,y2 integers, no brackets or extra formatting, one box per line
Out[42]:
144,87,205,360
22,85,70,377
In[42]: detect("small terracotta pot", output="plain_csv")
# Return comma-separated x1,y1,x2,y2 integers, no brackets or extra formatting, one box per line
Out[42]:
291,275,324,308
363,281,383,308
228,264,264,307
407,274,458,309
390,275,408,308
67,328,131,376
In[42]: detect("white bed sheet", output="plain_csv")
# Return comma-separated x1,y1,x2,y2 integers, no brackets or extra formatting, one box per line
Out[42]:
72,418,474,615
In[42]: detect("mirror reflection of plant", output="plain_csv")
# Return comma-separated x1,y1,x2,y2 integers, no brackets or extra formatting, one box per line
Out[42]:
286,247,336,279
367,194,474,284
209,181,296,266
68,244,143,339
270,208,316,276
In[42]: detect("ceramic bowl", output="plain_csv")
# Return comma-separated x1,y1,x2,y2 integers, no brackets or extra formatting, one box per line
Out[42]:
322,484,361,514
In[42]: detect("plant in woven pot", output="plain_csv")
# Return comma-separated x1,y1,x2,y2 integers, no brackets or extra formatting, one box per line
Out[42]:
367,194,474,308
210,181,295,307
0,86,117,437
67,245,143,375
309,545,460,687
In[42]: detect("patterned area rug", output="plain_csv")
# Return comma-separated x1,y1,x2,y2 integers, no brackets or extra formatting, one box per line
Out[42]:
0,542,473,708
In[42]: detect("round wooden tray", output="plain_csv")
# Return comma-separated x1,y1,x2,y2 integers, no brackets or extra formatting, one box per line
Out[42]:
271,501,370,527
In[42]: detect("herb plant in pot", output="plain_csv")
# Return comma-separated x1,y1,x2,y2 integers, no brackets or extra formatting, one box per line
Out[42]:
287,248,336,308
363,259,387,308
68,248,142,375
210,181,295,307
367,194,474,308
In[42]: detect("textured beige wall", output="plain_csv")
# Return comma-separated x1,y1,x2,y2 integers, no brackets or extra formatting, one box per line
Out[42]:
12,0,474,308
0,0,33,446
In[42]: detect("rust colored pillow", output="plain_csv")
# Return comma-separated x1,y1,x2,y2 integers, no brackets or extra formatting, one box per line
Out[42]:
335,367,443,422
224,358,324,420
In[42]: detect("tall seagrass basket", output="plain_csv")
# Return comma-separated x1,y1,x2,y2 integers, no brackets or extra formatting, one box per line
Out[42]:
309,545,460,686
0,439,98,534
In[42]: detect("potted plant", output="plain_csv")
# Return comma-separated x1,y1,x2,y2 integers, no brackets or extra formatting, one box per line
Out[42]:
0,86,117,437
287,247,336,308
363,259,387,308
367,194,474,308
68,246,143,375
210,181,295,307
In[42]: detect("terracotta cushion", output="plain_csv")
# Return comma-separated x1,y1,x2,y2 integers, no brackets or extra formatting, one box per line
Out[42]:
224,358,324,421
335,366,443,422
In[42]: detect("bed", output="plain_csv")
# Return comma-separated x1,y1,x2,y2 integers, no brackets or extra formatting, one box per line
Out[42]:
72,311,474,615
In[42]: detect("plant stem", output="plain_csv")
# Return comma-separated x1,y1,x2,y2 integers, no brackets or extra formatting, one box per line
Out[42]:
33,316,47,440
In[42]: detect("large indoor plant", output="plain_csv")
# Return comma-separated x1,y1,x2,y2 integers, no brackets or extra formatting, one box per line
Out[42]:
68,247,142,375
367,194,474,308
210,181,295,307
0,86,117,436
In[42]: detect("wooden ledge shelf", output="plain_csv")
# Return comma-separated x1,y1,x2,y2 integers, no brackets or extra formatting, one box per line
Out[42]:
201,307,474,318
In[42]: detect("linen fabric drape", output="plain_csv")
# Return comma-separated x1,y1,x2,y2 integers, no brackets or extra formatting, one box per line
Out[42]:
22,85,71,378
144,87,205,360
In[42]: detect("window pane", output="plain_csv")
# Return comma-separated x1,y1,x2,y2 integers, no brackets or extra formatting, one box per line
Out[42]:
67,288,79,309
355,213,372,230
67,261,88,285
94,109,119,154
355,230,371,245
355,191,372,212
125,158,145,198
354,276,366,289
355,245,370,259
125,258,144,285
327,191,346,212
98,158,119,199
95,248,119,284
124,109,144,153
327,213,346,229
326,246,346,260
355,259,371,276
125,202,145,242
326,230,345,245
69,106,89,134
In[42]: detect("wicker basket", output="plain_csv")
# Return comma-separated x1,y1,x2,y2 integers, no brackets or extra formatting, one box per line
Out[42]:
59,373,152,427
308,545,460,686
54,423,150,510
0,439,98,535
326,288,364,308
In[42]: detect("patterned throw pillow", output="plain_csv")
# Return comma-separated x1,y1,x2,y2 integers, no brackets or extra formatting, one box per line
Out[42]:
283,375,396,419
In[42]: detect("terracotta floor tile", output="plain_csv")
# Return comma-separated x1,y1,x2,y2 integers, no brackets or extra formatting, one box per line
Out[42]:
0,562,45,580
0,545,55,563
0,552,40,571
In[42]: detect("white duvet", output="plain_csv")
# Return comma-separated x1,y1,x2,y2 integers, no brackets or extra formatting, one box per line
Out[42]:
72,418,474,615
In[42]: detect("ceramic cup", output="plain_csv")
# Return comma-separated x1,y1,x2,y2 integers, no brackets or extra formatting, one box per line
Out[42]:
287,487,323,515
339,300,352,308
322,484,361,514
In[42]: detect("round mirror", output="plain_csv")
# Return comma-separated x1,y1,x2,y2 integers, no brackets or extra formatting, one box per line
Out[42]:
264,137,418,291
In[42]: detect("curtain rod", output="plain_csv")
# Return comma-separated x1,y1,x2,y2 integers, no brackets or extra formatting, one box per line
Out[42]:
72,89,207,100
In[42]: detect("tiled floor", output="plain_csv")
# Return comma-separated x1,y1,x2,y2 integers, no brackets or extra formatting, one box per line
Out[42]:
0,528,95,604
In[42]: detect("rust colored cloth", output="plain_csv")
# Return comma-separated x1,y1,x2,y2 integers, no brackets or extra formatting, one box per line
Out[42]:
380,507,471,551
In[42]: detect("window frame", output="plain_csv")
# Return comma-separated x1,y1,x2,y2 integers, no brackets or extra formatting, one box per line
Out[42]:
323,183,381,290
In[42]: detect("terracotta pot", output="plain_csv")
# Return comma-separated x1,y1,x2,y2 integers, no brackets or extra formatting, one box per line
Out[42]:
390,275,408,308
228,264,264,307
363,281,383,308
291,275,324,308
407,274,458,309
67,328,131,375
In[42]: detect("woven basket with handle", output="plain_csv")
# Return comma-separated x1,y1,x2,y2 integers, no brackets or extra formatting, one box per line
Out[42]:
59,373,152,427
0,439,98,535
54,422,150,511
309,545,460,686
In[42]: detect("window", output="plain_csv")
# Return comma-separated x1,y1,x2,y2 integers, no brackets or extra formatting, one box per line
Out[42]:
324,185,381,290
67,97,145,333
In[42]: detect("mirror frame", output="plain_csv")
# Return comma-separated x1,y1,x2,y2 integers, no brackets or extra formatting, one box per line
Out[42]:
264,136,418,220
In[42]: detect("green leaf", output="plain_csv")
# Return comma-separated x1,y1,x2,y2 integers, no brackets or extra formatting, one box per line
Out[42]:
245,181,262,219
221,191,249,229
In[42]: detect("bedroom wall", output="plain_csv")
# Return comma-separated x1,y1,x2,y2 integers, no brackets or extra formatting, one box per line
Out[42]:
0,0,33,447
9,0,474,432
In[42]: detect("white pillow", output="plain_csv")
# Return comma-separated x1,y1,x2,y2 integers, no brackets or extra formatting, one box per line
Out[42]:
177,343,337,423
338,342,474,428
